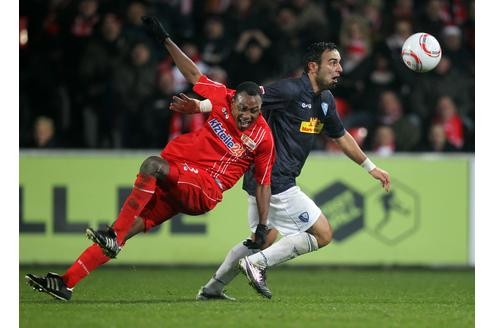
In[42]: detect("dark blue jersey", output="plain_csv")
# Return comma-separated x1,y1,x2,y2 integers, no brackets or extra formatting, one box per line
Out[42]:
243,73,346,195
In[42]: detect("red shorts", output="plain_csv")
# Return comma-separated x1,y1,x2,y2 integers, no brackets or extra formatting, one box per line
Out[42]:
140,158,223,231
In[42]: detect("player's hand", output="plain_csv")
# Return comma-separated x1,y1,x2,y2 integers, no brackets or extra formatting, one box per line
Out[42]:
169,93,200,114
141,16,169,43
370,167,391,192
243,224,268,249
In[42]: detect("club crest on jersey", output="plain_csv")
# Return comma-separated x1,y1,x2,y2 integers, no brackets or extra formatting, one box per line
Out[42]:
241,134,258,152
298,212,309,222
300,117,324,134
321,102,328,115
209,118,245,156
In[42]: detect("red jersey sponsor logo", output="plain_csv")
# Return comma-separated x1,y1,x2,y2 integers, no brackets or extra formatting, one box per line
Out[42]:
208,118,245,157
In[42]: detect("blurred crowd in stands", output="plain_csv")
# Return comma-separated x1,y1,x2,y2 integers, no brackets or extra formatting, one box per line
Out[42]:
20,0,475,153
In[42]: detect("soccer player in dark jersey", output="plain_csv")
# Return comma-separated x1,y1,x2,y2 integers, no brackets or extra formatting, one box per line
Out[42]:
24,16,275,302
172,43,391,299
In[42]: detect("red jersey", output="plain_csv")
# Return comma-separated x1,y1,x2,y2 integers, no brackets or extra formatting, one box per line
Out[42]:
161,75,275,192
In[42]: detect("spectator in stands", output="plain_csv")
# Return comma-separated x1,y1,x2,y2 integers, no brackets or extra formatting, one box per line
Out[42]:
18,0,475,152
70,0,100,39
112,41,157,148
416,0,449,37
122,0,150,44
360,0,383,36
441,25,473,76
364,52,401,109
33,116,60,148
79,13,130,148
200,16,233,67
336,14,373,111
385,19,413,55
432,96,464,150
381,0,413,37
58,0,102,147
423,124,457,152
290,0,328,45
392,0,414,21
339,15,371,74
271,5,304,77
409,56,472,121
376,90,420,151
372,125,396,156
139,69,175,149
228,29,273,86
223,0,273,39
65,0,101,72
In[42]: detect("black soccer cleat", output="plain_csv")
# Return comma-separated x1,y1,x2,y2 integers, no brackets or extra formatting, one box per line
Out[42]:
86,226,121,258
196,286,236,301
25,272,73,301
239,257,272,299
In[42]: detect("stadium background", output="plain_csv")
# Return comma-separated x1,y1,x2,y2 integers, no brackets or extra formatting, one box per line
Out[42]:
18,0,476,326
19,0,474,267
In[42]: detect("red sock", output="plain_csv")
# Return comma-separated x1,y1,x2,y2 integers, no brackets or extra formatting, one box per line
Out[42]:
62,244,110,288
61,174,156,288
113,173,156,244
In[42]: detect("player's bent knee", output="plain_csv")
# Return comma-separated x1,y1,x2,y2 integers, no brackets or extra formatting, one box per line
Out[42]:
140,156,169,179
309,214,333,248
322,225,333,246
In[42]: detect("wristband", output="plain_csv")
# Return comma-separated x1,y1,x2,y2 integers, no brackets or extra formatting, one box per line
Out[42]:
199,99,213,113
360,158,376,172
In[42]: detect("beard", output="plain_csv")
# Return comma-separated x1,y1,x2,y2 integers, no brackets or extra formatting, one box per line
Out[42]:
315,70,337,90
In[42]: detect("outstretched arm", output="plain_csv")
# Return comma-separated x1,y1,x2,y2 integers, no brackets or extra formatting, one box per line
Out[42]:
169,93,214,114
333,131,391,191
141,16,201,84
169,93,201,114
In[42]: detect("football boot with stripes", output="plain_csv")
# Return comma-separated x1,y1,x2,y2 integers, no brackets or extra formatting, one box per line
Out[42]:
25,272,72,301
239,257,272,299
86,226,121,258
196,286,236,301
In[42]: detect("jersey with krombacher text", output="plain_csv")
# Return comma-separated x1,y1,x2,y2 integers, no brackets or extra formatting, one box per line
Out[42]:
243,73,345,196
162,75,275,192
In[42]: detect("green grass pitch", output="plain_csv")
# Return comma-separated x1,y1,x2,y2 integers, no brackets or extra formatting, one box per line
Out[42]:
20,266,474,327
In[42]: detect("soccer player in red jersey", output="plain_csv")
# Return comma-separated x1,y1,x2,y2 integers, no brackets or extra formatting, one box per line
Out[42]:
25,16,275,301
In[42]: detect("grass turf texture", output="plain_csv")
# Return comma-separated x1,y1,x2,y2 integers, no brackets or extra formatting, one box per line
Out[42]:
20,266,474,328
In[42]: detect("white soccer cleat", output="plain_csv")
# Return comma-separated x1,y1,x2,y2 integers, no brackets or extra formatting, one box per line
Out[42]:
195,286,236,301
238,257,272,299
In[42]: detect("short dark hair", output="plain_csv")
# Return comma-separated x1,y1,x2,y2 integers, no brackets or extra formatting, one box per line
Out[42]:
303,42,339,73
234,81,262,99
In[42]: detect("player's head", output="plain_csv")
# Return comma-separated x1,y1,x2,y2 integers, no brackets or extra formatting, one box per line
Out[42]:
231,81,263,130
303,42,343,92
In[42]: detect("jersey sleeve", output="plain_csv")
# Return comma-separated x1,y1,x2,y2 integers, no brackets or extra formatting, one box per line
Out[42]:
252,129,275,186
193,75,233,106
260,79,296,112
324,93,346,138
